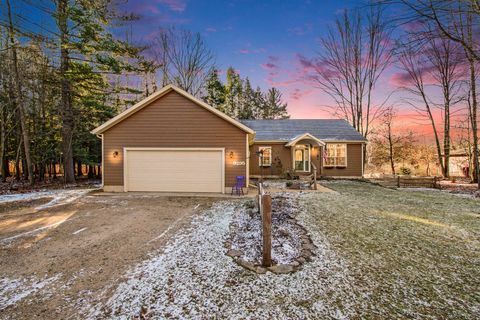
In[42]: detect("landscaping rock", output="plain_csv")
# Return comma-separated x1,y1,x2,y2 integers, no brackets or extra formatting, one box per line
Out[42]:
236,259,257,272
226,249,243,258
268,264,295,274
255,266,268,274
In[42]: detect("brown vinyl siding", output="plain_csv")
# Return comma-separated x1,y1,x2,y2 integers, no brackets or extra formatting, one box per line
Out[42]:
322,143,363,176
249,142,363,177
249,142,291,176
102,91,247,187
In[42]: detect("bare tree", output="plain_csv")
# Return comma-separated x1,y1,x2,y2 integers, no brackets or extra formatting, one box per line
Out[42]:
381,0,480,62
464,12,479,187
152,28,215,97
379,0,479,186
427,35,464,178
397,43,444,175
369,106,416,175
313,7,393,139
397,33,463,178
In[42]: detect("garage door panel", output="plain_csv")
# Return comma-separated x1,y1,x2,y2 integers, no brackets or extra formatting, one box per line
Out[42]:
125,149,223,192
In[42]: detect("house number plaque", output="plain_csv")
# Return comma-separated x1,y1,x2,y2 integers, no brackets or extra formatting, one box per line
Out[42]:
233,161,246,166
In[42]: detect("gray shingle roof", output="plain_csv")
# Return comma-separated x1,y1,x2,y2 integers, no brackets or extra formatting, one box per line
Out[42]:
240,119,367,142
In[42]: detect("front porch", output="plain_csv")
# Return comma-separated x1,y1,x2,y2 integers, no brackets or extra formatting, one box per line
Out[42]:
249,133,325,180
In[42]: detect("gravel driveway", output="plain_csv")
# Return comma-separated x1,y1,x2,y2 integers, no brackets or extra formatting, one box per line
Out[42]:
0,190,218,319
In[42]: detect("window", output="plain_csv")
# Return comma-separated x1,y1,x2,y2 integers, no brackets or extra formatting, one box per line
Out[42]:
258,146,272,166
324,144,347,167
294,145,310,171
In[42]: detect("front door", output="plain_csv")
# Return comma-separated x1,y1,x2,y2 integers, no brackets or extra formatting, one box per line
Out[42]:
294,145,310,172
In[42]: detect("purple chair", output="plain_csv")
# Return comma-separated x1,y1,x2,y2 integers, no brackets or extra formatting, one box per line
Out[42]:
231,176,245,196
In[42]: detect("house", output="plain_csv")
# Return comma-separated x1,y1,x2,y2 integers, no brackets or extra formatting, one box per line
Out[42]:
443,148,472,177
92,85,366,193
241,119,366,179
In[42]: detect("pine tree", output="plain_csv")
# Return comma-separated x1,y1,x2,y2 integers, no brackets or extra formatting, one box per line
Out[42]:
262,88,290,119
253,86,266,119
223,67,243,117
203,69,226,112
237,78,255,119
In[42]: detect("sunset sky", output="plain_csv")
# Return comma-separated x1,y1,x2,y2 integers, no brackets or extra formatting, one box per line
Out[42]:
17,0,470,141
114,0,462,141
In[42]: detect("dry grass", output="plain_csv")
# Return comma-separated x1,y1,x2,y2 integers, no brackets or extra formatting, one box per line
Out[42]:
302,180,480,318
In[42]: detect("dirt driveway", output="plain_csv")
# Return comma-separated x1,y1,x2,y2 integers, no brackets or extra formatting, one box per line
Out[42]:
0,190,220,319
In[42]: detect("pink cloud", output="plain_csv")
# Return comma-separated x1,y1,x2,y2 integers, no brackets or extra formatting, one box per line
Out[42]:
389,64,439,88
238,48,266,54
159,0,186,12
389,72,414,87
261,63,277,70
290,88,314,101
205,27,217,33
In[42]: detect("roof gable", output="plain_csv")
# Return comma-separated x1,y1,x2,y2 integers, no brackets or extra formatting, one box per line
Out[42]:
285,133,326,146
92,85,254,135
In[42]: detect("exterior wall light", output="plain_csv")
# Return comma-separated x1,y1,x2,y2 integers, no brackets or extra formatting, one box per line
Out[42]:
229,151,234,159
113,151,119,158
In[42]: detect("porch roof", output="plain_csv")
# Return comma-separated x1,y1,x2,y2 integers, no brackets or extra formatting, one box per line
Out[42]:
285,133,325,147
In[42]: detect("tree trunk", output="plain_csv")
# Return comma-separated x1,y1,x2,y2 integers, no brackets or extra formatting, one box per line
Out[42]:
388,135,395,175
88,165,94,178
14,138,21,180
0,99,5,182
466,14,479,188
52,161,57,179
6,0,34,185
57,0,75,184
77,160,83,177
443,101,450,178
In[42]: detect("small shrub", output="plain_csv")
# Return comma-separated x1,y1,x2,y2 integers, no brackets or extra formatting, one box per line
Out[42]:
286,181,293,187
399,167,412,175
245,200,256,209
282,169,296,180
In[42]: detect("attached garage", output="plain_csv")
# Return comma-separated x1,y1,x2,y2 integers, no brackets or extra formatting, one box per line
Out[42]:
92,84,254,193
124,148,224,193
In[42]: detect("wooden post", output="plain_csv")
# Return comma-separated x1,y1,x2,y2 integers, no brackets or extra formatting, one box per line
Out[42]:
262,194,272,267
314,168,317,190
397,176,400,188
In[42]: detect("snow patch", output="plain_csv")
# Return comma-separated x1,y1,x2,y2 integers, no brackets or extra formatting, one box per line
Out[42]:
72,227,88,235
0,188,96,208
0,274,61,310
35,189,93,210
0,191,56,203
86,196,357,318
229,194,304,265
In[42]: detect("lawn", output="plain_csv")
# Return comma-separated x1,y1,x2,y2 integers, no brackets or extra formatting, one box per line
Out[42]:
87,181,479,319
302,181,480,318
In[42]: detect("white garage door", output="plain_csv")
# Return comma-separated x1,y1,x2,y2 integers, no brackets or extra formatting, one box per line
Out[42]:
125,149,224,193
